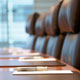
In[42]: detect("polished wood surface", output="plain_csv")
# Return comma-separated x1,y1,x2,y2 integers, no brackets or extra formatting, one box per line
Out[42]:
0,55,80,80
0,64,79,72
0,55,20,59
0,54,48,59
0,60,79,72
0,50,79,72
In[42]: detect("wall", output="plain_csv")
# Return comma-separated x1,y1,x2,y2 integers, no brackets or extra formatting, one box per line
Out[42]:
34,0,58,13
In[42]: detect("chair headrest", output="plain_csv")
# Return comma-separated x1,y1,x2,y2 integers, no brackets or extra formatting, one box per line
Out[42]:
45,0,63,36
26,12,39,34
58,0,80,33
35,12,47,36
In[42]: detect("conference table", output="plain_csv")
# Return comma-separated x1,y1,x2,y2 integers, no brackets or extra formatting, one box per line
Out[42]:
0,61,79,80
0,49,80,80
0,49,66,67
0,55,66,67
0,49,79,72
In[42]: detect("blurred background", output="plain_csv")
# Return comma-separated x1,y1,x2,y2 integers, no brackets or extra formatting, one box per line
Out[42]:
0,0,58,48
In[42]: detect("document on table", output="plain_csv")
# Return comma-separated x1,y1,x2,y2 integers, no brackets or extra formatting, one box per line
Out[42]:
19,58,57,62
13,52,40,56
13,70,73,75
19,56,43,59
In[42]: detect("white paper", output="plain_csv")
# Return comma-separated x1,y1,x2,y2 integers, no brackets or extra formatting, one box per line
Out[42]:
19,56,44,60
13,52,40,56
13,70,73,75
19,58,56,62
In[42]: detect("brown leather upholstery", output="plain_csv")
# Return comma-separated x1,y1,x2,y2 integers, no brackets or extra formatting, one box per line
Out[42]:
34,12,49,53
47,34,65,59
35,13,46,36
45,0,63,36
59,0,80,69
25,13,39,51
35,36,49,53
58,0,80,33
26,13,39,34
61,33,80,69
26,35,37,50
44,0,65,59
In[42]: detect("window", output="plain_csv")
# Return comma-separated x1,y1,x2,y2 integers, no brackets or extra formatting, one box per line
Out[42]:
0,0,34,48
0,0,58,48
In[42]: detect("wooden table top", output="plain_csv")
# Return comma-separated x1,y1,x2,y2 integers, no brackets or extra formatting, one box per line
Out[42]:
0,50,79,73
0,56,79,80
0,55,21,59
0,64,79,72
0,50,80,80
0,54,47,59
0,59,79,72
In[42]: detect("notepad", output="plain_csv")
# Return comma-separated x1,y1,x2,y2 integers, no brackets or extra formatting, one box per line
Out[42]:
19,56,43,60
13,52,40,56
13,70,73,75
19,58,56,62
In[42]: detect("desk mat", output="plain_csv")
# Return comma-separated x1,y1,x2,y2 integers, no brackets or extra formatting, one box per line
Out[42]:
0,60,65,67
0,54,47,59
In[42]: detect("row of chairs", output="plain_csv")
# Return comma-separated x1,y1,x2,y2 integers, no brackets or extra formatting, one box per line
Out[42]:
25,0,80,70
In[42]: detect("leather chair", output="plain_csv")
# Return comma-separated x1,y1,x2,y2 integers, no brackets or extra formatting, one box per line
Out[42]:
35,13,49,53
25,35,37,50
58,0,80,69
35,13,46,36
45,0,63,36
26,12,39,34
25,12,39,50
45,0,65,59
46,35,65,59
35,36,49,53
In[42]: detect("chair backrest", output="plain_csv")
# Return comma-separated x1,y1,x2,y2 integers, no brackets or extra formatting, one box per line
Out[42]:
34,13,49,53
25,12,39,50
58,0,80,69
45,0,65,59
26,12,39,34
25,35,37,50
